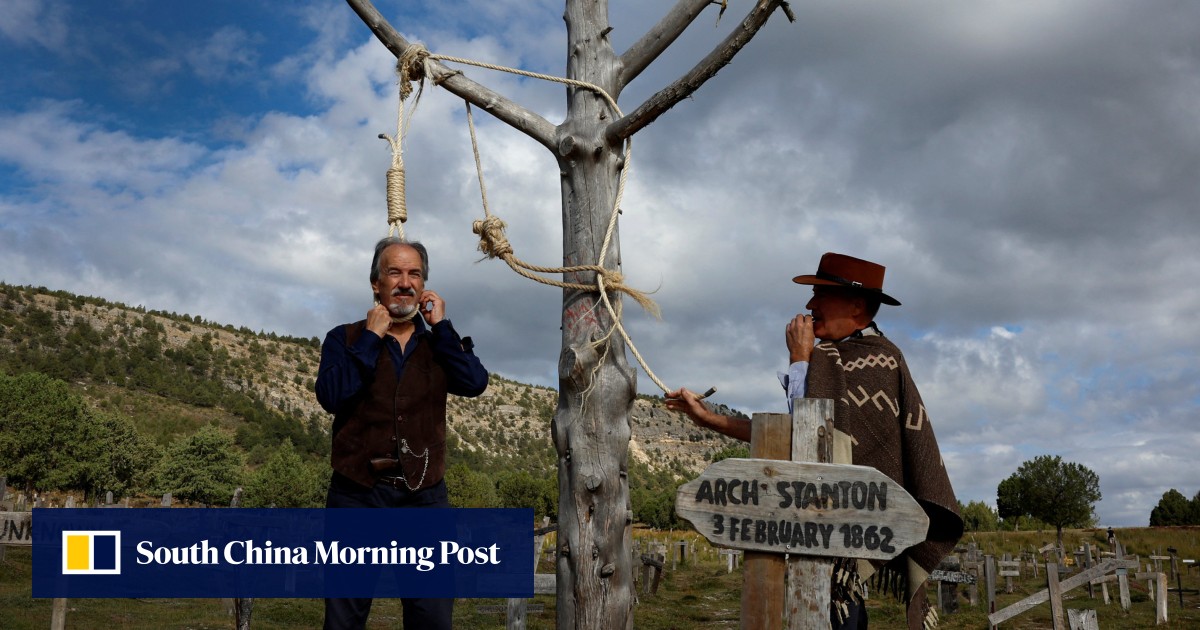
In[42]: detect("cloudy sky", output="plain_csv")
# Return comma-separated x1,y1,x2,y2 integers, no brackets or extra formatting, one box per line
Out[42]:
3,0,1198,527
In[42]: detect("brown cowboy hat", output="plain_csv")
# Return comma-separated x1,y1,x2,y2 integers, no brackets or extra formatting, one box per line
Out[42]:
792,252,901,306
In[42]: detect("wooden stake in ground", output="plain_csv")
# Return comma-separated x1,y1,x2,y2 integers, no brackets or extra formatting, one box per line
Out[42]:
742,413,790,630
784,403,834,630
1047,563,1066,630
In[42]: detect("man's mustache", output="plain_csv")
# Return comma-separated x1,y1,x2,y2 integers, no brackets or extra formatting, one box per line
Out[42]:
391,288,416,297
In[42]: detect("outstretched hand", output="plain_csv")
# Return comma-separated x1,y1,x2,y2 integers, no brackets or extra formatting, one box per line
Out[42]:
665,387,709,423
665,387,750,442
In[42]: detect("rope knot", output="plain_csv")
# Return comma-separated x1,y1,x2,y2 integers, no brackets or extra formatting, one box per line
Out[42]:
397,44,431,100
599,269,624,286
472,216,513,258
379,44,434,239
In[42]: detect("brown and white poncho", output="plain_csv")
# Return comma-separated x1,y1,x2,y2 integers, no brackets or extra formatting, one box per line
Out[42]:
807,327,964,629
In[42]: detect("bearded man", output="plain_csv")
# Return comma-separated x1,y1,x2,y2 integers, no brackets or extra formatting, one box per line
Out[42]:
316,236,489,630
667,252,962,630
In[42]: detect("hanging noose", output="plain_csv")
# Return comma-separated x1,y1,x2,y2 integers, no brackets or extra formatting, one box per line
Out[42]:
377,44,433,239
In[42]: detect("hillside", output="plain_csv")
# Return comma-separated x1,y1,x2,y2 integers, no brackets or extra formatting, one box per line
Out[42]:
0,282,742,480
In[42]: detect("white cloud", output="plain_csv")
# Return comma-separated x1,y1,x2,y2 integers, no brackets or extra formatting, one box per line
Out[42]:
0,102,205,192
185,26,262,83
0,0,68,50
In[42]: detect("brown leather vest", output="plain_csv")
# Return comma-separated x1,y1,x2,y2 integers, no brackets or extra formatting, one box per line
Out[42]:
329,321,448,489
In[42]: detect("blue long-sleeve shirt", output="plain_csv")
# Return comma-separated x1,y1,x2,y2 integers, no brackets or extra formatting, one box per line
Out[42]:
777,361,809,412
315,317,488,414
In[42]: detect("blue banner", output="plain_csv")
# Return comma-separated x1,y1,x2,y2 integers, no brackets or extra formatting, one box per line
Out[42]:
32,508,534,598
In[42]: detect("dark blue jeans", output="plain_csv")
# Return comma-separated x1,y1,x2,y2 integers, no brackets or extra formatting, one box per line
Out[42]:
323,473,454,630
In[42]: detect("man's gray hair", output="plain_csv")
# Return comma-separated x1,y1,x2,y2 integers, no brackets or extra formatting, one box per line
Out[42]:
370,237,429,285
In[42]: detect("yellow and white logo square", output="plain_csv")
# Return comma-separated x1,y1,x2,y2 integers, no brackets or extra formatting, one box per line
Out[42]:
62,531,122,575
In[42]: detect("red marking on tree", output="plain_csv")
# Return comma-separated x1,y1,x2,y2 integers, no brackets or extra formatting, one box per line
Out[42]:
564,300,601,335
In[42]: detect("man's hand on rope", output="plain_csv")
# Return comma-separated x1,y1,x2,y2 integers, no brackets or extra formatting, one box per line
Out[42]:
419,290,445,326
367,304,393,338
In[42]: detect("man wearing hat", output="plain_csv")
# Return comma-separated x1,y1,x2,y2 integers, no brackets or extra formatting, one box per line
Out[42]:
667,253,963,630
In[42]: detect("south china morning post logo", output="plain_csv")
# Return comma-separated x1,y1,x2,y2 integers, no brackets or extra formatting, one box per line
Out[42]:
61,530,121,575
34,508,533,598
130,537,496,571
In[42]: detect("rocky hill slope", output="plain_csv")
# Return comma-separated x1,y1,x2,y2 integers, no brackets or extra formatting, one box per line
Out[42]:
0,283,743,476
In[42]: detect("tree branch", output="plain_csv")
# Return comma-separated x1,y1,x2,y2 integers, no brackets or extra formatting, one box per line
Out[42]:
618,0,712,87
345,0,557,151
607,0,791,143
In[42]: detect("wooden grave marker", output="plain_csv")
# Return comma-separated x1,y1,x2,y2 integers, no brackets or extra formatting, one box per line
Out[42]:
930,555,971,616
930,569,977,584
998,555,1021,594
676,401,929,629
676,458,928,561
988,558,1138,626
1066,608,1098,630
1134,570,1169,624
1166,549,1199,608
1,511,32,546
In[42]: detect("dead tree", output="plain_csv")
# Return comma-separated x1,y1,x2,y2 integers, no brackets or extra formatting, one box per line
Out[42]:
345,1,794,627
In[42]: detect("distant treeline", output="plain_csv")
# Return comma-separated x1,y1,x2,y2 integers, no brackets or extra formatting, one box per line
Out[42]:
1150,488,1200,526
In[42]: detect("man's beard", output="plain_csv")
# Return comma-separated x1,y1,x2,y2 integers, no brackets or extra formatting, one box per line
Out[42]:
388,302,417,317
388,288,418,321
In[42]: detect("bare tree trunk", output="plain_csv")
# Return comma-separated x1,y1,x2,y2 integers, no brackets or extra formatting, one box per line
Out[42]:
341,2,791,627
552,5,637,627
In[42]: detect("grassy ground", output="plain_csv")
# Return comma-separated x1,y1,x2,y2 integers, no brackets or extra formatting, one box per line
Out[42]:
3,527,1199,628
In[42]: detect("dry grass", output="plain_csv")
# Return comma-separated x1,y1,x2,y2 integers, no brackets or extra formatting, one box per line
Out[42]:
3,527,1199,629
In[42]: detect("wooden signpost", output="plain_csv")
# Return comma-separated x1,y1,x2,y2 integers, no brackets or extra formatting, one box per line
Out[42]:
1,502,31,565
676,401,929,629
930,569,978,584
1,511,32,546
676,458,928,561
